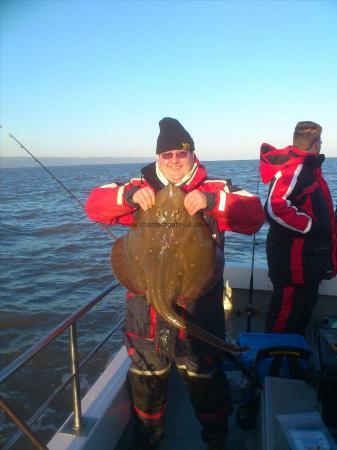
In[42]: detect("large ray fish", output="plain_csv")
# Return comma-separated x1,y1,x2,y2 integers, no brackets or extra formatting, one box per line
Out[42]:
111,183,247,353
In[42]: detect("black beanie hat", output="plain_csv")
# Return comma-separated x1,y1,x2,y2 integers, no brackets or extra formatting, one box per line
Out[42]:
156,117,195,154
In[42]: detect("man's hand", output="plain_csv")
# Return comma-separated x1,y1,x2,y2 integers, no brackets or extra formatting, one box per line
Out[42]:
132,187,156,211
184,190,207,216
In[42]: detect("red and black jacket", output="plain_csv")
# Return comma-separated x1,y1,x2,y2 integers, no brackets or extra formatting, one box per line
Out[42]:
260,143,337,285
86,157,265,244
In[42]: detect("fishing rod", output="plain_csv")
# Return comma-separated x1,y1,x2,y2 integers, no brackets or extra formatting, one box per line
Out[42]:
0,125,118,241
246,163,260,332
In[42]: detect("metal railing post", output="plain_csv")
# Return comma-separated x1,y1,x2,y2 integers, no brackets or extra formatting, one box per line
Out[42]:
69,323,83,432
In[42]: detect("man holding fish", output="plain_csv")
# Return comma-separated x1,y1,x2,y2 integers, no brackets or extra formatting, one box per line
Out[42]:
86,118,264,449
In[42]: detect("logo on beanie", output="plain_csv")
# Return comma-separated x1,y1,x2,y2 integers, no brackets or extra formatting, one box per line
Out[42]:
181,142,191,151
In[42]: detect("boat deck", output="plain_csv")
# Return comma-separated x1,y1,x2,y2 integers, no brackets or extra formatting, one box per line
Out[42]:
157,367,258,450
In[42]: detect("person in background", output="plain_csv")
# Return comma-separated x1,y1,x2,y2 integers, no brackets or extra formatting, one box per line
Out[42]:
86,117,264,450
260,121,337,336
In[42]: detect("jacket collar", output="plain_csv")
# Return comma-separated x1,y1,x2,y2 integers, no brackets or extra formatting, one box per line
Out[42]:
141,156,207,191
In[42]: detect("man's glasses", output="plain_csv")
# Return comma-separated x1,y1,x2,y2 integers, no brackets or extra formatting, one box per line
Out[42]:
160,150,189,160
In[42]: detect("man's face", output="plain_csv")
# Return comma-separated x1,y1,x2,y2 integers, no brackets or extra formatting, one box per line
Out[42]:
158,150,194,183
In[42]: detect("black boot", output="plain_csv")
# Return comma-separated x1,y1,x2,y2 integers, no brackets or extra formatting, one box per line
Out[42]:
130,421,164,450
201,424,227,450
204,431,227,450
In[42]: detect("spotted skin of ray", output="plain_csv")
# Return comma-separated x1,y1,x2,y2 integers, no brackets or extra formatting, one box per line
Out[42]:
111,183,248,353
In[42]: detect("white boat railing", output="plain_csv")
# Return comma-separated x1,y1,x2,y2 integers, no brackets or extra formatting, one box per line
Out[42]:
0,281,123,450
224,263,337,296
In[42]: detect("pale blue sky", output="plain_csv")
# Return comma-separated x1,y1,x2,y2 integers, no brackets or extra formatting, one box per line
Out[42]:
1,0,337,160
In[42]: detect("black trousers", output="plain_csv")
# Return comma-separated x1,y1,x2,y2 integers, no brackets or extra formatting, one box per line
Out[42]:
126,338,231,447
265,282,320,335
124,282,231,447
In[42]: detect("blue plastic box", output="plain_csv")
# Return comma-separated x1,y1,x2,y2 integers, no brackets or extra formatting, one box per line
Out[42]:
238,332,312,382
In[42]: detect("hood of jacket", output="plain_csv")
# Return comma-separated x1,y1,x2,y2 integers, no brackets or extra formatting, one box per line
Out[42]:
259,143,325,184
